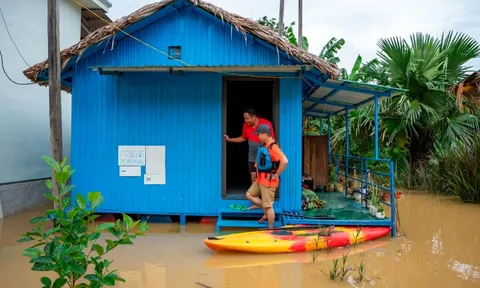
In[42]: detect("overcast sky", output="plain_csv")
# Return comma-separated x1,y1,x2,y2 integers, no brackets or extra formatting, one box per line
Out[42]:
107,0,480,71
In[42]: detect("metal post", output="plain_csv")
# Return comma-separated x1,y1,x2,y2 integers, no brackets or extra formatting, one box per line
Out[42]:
327,116,331,161
345,109,349,196
374,94,379,160
335,156,339,180
390,160,396,237
320,118,324,135
360,159,364,206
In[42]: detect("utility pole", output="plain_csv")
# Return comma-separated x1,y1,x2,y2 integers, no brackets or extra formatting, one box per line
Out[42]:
298,0,303,49
48,0,63,208
278,0,285,36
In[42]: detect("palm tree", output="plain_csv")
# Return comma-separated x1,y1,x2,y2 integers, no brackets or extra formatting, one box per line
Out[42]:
378,31,480,165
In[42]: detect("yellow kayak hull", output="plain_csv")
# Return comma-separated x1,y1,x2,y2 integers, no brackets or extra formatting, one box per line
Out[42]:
204,225,391,254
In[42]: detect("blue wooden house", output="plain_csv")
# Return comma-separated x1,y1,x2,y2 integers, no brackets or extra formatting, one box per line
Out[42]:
24,0,402,232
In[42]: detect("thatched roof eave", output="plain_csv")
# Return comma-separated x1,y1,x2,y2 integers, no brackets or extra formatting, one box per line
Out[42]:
23,0,339,90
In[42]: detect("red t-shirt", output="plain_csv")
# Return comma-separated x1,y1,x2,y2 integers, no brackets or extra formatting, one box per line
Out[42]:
242,118,275,143
242,118,275,163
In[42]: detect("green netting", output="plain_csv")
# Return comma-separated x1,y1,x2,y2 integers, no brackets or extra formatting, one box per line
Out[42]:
303,192,379,221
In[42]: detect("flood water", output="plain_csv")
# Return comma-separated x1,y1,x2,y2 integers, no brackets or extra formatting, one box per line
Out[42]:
1,192,479,287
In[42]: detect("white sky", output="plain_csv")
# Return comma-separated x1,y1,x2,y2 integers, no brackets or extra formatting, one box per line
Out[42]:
106,0,480,71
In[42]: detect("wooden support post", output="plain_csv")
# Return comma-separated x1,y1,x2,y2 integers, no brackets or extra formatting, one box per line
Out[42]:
48,0,63,208
278,0,284,36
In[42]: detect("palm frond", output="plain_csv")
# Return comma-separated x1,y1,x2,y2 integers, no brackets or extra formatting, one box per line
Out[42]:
319,37,345,61
377,36,412,86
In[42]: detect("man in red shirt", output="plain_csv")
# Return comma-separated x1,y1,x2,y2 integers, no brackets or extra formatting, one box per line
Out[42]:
224,108,275,184
224,108,275,210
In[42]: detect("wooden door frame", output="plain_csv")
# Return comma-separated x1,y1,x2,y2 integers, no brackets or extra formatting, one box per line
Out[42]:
221,76,280,199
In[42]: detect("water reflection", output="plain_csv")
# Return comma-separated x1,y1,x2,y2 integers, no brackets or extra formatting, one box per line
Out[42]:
448,260,480,282
430,229,444,255
0,193,479,287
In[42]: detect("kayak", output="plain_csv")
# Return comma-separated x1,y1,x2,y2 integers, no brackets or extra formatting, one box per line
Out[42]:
204,225,391,253
204,239,390,267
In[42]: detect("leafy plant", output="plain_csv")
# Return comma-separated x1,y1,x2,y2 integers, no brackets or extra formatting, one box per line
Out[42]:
18,156,149,288
312,225,333,262
369,184,380,207
256,16,309,51
329,253,351,281
377,205,384,213
354,260,366,282
319,37,345,65
430,136,480,203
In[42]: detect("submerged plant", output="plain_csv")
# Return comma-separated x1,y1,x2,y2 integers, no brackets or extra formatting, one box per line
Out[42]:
312,225,333,262
352,226,363,248
18,156,149,288
329,252,351,281
355,260,366,282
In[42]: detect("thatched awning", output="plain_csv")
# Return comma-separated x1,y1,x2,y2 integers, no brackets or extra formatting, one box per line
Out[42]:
81,8,112,40
23,0,339,88
451,70,480,110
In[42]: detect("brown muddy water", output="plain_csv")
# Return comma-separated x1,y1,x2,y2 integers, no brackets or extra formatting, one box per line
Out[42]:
1,192,479,287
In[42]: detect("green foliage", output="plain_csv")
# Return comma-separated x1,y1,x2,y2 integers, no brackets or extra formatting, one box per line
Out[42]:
319,37,345,65
303,116,328,136
256,16,309,51
429,138,480,203
257,16,480,202
329,253,351,281
18,156,149,288
354,260,366,282
256,16,295,38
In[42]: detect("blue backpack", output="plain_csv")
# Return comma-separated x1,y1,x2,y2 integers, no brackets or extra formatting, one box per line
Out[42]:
256,142,280,173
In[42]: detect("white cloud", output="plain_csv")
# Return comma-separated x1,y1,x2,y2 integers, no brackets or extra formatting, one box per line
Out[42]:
107,0,480,71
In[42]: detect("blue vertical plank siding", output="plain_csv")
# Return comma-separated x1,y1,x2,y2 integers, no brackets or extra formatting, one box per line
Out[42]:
279,78,303,211
69,3,304,216
82,6,295,69
71,69,302,215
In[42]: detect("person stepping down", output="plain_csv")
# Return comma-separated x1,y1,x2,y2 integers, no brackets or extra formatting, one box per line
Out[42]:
245,124,288,228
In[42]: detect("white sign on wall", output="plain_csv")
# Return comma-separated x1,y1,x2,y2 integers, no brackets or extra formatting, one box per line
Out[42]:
144,145,166,185
118,146,146,166
119,166,141,177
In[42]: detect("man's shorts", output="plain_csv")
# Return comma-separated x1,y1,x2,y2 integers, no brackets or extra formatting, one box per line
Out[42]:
246,181,276,208
248,161,256,173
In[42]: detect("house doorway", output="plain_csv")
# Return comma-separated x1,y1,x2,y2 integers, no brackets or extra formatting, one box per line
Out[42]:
222,77,279,198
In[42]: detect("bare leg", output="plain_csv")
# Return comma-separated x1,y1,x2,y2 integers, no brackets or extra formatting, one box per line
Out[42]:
246,191,262,208
265,207,275,228
247,172,262,210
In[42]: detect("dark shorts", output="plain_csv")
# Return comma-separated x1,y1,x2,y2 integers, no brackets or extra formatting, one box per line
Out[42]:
248,161,256,173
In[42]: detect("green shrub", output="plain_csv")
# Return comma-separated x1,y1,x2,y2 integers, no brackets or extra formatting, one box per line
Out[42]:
18,156,149,288
431,140,480,203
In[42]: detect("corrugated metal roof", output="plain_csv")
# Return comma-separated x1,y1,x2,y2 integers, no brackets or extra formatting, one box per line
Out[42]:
302,77,408,118
93,65,313,73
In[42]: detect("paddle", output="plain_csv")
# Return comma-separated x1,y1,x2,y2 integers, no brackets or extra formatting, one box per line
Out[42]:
259,224,335,231
276,212,337,220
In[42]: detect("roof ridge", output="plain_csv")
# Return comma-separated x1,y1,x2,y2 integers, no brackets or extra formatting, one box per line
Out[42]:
23,0,339,88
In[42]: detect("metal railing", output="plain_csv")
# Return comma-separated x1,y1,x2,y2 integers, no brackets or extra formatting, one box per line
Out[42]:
330,153,396,236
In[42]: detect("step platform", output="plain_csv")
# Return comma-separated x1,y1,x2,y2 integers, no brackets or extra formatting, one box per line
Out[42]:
216,208,284,232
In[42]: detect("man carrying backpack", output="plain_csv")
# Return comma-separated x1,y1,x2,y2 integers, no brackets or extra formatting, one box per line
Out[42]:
245,124,288,228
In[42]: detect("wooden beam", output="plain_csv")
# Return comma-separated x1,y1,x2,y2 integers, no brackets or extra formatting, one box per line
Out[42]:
48,0,63,208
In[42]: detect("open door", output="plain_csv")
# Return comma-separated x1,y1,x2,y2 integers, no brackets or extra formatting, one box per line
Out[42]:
222,77,279,198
